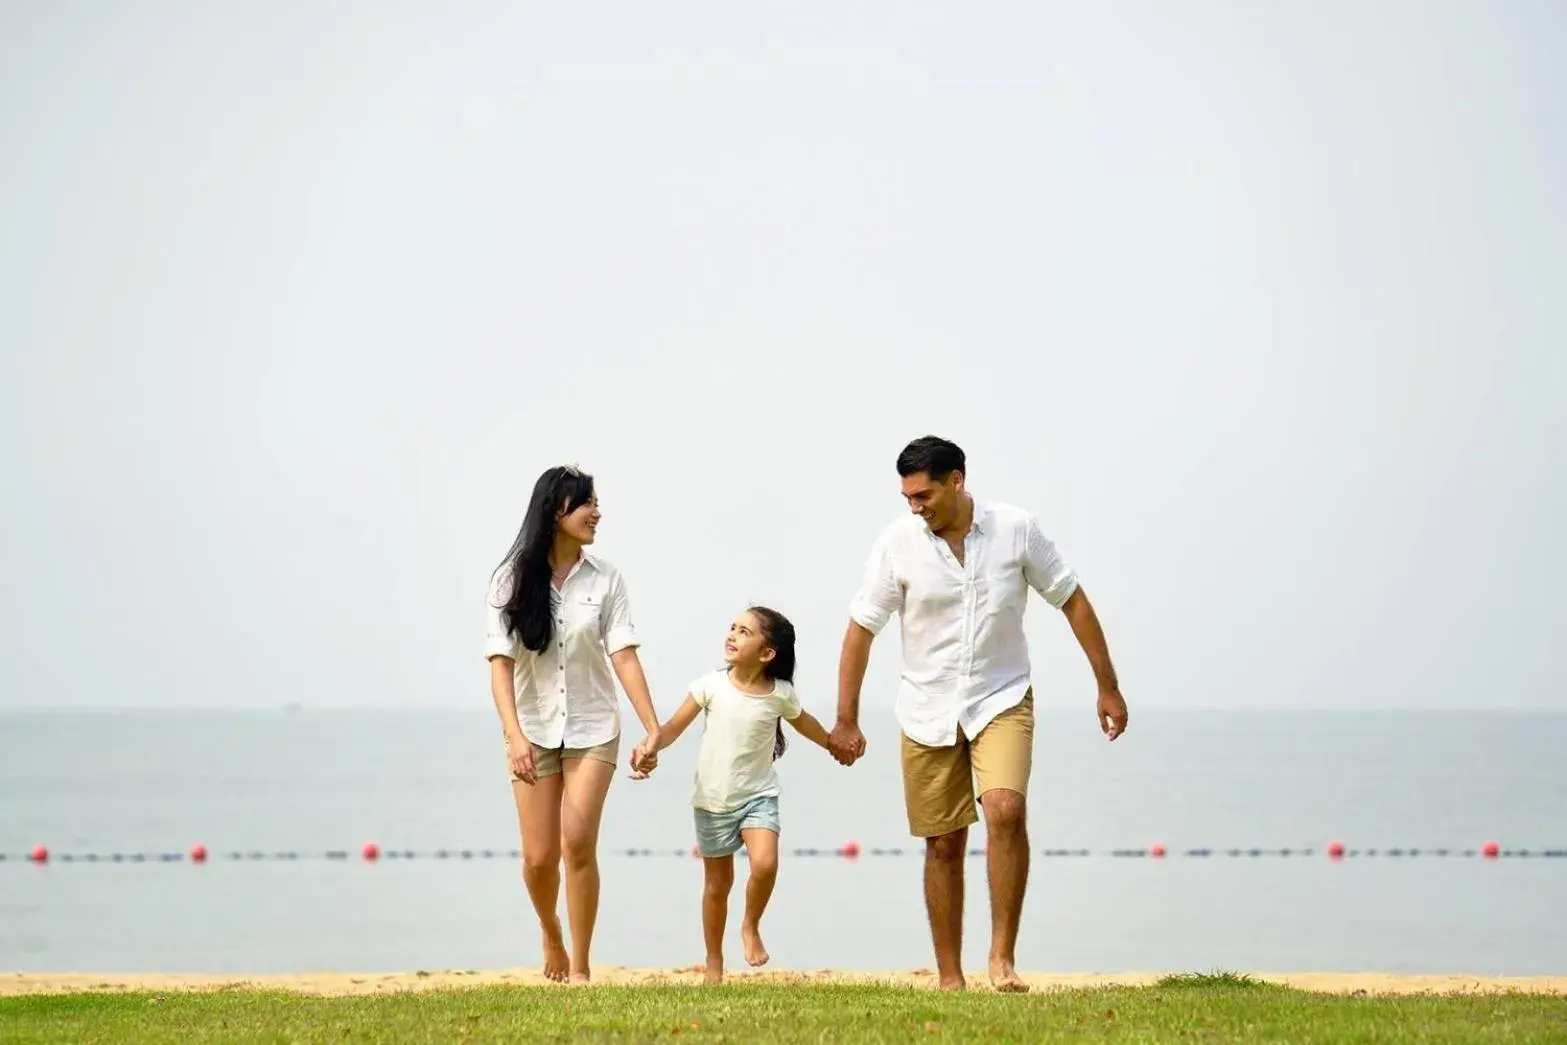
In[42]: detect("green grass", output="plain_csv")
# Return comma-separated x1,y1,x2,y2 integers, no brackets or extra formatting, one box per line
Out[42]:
1155,971,1268,990
2,982,1564,1043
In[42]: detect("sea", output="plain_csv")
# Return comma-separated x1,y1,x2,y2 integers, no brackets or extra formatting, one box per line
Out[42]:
2,708,1563,977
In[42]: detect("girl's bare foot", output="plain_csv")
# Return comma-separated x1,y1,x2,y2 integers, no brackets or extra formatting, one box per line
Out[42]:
704,956,724,985
740,922,770,967
988,957,1029,993
541,920,569,983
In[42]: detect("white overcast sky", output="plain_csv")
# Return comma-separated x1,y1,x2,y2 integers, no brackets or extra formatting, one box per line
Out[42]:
2,1,1562,711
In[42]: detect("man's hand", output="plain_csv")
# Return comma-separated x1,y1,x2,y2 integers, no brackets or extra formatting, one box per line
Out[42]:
1060,588,1127,741
1097,689,1128,741
828,720,867,766
833,622,875,767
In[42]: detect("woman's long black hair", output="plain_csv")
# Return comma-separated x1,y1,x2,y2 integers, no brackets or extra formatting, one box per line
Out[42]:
746,605,797,761
492,466,596,654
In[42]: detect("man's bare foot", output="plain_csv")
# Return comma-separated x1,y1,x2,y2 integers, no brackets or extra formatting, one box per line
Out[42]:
988,958,1029,994
937,974,967,991
567,971,591,987
740,922,770,967
540,921,569,983
704,956,724,985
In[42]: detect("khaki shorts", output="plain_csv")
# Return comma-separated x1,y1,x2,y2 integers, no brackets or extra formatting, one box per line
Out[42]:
900,690,1034,838
504,732,620,782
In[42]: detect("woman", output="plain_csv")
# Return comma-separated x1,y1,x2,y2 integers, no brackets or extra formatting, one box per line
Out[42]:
485,464,661,984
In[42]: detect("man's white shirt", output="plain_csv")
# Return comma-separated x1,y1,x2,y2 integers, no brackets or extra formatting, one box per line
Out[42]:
849,498,1078,747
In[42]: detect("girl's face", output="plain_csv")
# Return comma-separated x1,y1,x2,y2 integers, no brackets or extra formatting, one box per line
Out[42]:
723,611,774,669
555,492,601,544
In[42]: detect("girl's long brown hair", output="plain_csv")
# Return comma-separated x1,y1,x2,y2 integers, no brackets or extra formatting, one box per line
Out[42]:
746,605,797,761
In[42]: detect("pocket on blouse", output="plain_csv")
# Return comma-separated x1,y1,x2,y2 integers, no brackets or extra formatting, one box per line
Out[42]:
572,593,603,633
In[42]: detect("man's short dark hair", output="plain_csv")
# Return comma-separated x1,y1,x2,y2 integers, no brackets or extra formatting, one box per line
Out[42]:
896,436,966,481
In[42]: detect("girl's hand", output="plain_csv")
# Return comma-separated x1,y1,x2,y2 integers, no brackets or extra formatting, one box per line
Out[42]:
505,730,538,785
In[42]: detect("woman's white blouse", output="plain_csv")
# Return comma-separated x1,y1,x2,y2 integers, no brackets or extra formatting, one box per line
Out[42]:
485,553,639,749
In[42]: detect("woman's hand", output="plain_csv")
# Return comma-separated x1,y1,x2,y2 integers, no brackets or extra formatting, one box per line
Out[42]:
506,730,538,785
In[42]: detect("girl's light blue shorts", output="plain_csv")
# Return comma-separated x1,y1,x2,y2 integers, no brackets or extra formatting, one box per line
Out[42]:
693,794,780,858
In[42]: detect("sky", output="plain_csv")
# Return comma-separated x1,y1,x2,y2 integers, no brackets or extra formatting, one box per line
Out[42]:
1,1,1563,712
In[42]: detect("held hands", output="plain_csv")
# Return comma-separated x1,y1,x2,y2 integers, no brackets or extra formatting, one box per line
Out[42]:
628,733,660,779
827,719,867,767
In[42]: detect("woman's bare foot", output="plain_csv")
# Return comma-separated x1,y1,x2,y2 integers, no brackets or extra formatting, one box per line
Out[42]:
988,957,1029,993
740,922,770,967
703,956,724,985
567,971,592,987
541,920,569,983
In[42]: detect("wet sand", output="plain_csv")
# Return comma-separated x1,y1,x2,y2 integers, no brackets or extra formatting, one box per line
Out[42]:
3,968,1564,997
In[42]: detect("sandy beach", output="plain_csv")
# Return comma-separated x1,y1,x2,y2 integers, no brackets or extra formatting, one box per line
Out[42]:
4,968,1564,998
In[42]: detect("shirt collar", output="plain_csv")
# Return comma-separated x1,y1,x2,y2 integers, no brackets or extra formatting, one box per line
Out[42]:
554,551,601,588
969,497,989,535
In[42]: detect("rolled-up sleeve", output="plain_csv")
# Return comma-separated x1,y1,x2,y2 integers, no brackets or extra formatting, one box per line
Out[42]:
600,570,640,654
848,533,902,635
484,569,519,660
1022,516,1079,608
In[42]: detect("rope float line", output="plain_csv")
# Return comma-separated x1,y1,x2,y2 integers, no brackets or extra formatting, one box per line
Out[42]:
10,841,1563,864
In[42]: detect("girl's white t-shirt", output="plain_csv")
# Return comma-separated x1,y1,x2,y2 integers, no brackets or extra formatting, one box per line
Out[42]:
688,669,803,813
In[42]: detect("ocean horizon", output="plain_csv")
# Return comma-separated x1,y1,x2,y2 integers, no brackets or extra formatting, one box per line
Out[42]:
3,708,1564,976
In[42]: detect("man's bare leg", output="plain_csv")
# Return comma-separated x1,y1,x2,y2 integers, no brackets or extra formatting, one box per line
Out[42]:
980,788,1029,993
924,828,968,990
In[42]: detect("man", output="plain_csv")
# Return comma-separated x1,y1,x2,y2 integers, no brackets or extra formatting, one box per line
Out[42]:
828,435,1128,993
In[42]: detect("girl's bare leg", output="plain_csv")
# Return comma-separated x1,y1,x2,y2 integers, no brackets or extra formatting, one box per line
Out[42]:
739,828,779,967
702,855,735,984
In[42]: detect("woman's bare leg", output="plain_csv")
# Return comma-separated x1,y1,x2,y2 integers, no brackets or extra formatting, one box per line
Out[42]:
559,757,615,984
513,776,568,982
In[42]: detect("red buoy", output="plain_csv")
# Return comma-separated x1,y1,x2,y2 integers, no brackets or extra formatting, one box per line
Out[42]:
1327,841,1345,859
189,843,208,863
362,842,380,861
29,845,48,864
841,841,862,859
1149,843,1167,858
1481,840,1500,859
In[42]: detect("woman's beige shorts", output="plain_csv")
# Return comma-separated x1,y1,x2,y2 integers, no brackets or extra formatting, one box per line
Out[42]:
504,732,620,782
899,690,1034,837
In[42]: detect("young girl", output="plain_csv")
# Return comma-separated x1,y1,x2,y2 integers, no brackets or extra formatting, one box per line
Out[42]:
641,606,834,984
